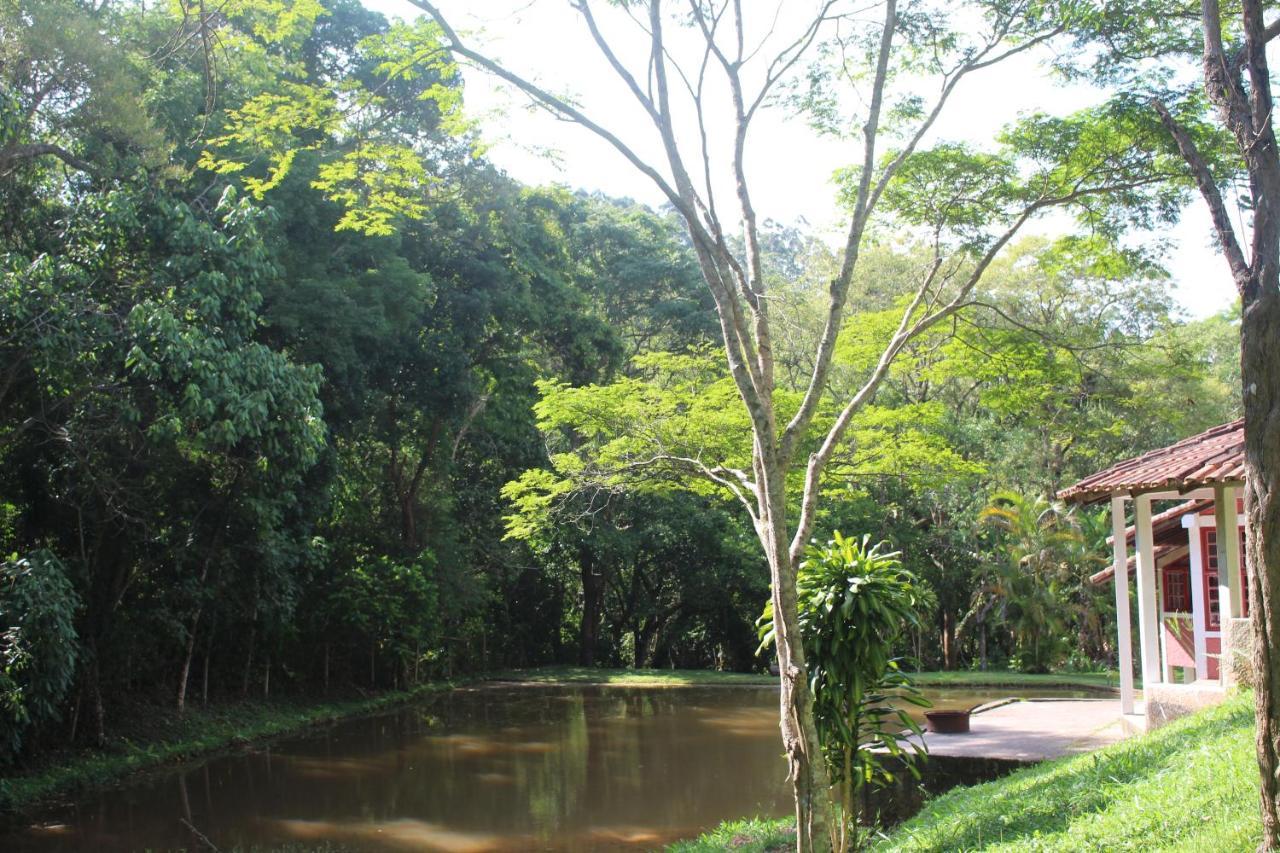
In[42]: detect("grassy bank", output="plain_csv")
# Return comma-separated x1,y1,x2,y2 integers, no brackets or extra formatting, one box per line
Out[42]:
486,665,777,686
672,692,1259,852
488,667,1115,690
909,670,1117,690
0,680,464,816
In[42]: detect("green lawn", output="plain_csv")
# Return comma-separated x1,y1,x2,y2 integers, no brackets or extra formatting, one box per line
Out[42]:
486,665,777,686
488,667,1116,691
671,692,1259,852
909,670,1117,691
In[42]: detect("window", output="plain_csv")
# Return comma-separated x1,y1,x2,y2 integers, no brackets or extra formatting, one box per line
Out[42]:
1163,565,1190,612
1240,527,1251,618
1205,529,1221,630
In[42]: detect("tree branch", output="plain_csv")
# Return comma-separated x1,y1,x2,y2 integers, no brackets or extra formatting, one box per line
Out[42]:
1152,98,1251,283
779,0,897,464
0,142,95,176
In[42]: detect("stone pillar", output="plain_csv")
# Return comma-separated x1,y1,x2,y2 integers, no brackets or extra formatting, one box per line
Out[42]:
1183,512,1209,681
1134,494,1162,687
1111,496,1135,714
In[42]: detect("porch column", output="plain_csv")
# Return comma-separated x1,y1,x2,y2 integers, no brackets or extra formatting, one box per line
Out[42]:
1134,494,1162,687
1214,484,1243,619
1183,512,1209,680
1111,495,1135,714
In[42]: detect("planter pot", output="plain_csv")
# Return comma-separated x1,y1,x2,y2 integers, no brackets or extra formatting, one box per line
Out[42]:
924,709,971,734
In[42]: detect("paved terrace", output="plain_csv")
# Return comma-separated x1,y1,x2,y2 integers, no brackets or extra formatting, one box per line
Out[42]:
908,698,1130,762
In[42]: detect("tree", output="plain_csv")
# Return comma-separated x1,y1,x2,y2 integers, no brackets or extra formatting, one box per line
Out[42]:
1067,1,1280,842
403,2,1191,843
759,533,926,851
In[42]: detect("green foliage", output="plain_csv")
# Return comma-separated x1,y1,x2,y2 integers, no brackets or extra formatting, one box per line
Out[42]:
0,551,78,761
975,492,1101,673
194,3,467,236
331,552,439,681
759,533,928,850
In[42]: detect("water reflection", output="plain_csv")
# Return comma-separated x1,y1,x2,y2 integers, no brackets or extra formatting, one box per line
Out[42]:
0,683,1104,851
1,685,792,852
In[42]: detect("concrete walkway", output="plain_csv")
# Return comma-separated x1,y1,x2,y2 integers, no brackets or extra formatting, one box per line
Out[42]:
908,699,1128,762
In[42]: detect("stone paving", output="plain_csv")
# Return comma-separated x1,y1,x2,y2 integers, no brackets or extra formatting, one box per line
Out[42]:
907,698,1129,762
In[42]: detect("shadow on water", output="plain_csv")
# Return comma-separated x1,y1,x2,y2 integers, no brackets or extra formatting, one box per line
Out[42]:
0,683,1105,852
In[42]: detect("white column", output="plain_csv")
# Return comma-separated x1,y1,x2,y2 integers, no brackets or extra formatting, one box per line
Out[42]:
1134,494,1162,687
1215,485,1243,619
1111,496,1135,714
1184,513,1208,680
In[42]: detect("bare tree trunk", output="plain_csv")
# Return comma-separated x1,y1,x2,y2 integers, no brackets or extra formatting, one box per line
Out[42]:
88,655,105,747
580,554,602,668
241,621,256,699
201,637,211,708
177,620,199,715
1243,288,1280,846
760,475,834,851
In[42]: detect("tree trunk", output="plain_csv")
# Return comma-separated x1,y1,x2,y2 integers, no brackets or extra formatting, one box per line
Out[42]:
580,546,603,667
201,642,211,708
176,618,199,715
241,622,256,699
761,476,834,852
1244,284,1280,847
942,611,957,670
88,655,105,747
1152,2,1280,839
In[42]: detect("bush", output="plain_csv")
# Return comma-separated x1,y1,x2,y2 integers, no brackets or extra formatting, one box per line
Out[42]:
760,532,928,851
0,550,79,760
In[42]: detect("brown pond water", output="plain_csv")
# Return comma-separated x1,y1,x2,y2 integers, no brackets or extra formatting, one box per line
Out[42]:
0,683,1105,852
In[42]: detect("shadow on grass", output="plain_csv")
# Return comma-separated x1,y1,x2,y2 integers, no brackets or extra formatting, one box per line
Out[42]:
884,695,1254,851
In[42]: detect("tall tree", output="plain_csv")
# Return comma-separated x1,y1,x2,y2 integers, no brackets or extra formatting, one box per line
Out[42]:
1068,1,1280,842
407,2,1189,845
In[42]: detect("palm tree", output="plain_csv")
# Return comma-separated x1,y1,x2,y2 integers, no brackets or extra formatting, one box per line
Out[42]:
973,491,1083,672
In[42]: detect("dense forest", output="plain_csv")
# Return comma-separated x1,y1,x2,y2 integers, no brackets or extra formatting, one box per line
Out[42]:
0,0,1240,766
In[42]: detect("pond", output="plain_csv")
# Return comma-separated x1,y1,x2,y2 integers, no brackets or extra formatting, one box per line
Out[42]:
1,682,1107,852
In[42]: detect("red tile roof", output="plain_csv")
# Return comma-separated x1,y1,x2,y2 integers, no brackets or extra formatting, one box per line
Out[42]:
1089,543,1189,585
1103,499,1213,546
1058,420,1244,504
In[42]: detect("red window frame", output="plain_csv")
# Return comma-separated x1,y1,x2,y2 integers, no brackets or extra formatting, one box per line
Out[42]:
1204,528,1221,630
1163,564,1191,613
1203,525,1251,629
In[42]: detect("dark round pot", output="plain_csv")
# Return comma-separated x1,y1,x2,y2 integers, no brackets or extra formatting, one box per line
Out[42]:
924,709,971,734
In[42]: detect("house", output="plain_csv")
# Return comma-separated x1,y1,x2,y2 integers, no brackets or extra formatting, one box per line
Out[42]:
1059,419,1248,726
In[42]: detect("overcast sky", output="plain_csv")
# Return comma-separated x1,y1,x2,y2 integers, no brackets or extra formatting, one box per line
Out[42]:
366,0,1239,320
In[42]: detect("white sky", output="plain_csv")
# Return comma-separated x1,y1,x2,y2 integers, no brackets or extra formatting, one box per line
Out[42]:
366,0,1239,320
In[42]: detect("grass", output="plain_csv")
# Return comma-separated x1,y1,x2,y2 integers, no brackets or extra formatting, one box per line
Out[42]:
486,665,778,686
671,692,1259,852
880,691,1259,852
667,817,797,853
908,670,1118,691
487,666,1116,690
0,679,466,816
